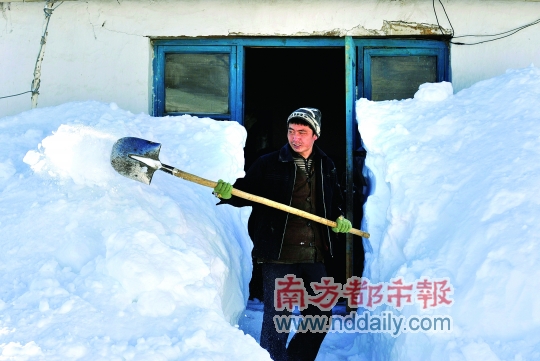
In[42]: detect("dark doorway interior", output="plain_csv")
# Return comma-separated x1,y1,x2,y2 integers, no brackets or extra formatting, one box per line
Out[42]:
243,47,364,301
243,47,346,172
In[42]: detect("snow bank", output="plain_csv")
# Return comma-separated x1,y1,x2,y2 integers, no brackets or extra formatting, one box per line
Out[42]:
3,66,540,361
0,102,270,360
353,66,540,360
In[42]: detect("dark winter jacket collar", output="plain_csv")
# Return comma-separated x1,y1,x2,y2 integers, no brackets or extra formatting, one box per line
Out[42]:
278,143,328,163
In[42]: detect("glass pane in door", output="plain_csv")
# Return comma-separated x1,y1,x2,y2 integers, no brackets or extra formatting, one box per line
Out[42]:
165,53,229,114
371,56,437,101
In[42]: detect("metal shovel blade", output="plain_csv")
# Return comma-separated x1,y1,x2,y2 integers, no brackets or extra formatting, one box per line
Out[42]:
110,137,162,185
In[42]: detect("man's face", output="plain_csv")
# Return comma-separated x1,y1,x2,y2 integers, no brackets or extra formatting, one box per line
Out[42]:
287,122,318,158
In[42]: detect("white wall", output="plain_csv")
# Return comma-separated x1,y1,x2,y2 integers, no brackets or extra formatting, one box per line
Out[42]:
1,0,539,117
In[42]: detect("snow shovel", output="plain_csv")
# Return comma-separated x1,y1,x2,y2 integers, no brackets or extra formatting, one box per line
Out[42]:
110,137,370,238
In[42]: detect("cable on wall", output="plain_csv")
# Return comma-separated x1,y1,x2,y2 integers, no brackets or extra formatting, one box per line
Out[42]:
433,0,455,37
433,0,540,46
451,18,540,46
0,91,33,100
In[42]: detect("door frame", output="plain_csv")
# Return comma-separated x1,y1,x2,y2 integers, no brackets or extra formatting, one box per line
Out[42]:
152,37,450,278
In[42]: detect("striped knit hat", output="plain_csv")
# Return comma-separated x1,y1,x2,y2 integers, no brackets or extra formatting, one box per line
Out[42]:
287,107,321,137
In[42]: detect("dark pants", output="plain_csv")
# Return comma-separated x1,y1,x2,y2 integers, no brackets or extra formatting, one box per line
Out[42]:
260,263,332,361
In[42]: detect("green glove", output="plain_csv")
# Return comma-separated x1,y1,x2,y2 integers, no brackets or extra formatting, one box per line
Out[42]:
332,216,352,233
213,179,233,199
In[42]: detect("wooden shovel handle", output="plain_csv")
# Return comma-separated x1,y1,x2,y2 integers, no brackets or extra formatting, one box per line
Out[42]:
171,168,370,239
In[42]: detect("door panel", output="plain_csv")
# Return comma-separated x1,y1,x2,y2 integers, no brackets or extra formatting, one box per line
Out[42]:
356,39,450,101
370,55,437,101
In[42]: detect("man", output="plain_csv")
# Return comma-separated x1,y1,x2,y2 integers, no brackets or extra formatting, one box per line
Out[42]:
214,107,352,361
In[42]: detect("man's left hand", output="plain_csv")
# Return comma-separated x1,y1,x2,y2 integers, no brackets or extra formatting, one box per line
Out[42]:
332,216,352,233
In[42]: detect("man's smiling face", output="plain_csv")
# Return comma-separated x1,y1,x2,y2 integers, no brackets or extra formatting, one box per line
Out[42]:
287,122,318,158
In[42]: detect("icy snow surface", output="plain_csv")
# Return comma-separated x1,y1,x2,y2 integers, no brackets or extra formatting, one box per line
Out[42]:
0,103,270,360
351,66,540,361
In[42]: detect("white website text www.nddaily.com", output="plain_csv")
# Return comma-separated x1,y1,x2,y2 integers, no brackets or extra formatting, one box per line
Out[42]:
273,311,453,337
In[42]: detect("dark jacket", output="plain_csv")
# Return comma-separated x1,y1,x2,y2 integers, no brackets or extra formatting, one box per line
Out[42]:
220,143,345,261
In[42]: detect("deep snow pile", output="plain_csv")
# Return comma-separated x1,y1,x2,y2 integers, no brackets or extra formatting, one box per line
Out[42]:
0,103,270,360
2,66,540,361
351,66,540,360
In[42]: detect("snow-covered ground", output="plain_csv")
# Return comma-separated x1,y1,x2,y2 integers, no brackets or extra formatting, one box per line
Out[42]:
0,103,269,360
1,65,539,360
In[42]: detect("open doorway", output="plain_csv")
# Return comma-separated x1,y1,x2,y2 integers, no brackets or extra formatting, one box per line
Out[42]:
243,47,361,300
243,47,346,173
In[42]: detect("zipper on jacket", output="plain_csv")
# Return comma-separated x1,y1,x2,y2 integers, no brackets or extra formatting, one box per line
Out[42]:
320,159,333,257
277,163,297,259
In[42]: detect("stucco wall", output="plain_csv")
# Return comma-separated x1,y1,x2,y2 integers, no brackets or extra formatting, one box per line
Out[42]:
1,0,539,117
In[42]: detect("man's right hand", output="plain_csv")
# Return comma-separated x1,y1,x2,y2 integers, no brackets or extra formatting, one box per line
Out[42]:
213,179,233,199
